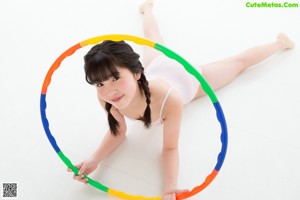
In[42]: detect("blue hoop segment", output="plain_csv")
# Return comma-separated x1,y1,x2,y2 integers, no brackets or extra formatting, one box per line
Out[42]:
40,34,228,200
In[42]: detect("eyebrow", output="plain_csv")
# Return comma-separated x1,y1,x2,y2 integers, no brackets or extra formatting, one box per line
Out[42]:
99,72,121,82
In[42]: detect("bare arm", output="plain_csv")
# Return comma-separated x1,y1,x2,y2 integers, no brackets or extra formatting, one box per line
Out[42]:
91,129,126,164
161,92,183,194
70,97,127,183
92,97,127,164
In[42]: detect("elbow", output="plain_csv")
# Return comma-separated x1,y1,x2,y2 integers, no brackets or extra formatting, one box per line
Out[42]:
162,146,178,152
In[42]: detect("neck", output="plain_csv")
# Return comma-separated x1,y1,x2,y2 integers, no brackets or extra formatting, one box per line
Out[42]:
121,84,147,117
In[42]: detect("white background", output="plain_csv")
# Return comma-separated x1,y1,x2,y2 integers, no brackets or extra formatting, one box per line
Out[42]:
0,0,299,199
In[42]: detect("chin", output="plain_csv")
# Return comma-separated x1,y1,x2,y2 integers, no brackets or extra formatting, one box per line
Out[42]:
112,100,129,110
113,104,125,110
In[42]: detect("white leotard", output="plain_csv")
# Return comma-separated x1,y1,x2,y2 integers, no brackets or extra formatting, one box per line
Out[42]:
126,87,173,125
145,55,200,105
152,87,173,125
127,55,200,125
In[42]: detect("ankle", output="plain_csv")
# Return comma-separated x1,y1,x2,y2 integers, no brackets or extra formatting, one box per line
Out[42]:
277,33,295,50
139,0,153,14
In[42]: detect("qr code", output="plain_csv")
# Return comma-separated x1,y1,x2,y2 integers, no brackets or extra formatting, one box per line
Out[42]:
2,183,17,199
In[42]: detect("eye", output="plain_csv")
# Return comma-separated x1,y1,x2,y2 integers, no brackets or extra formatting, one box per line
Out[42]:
112,76,120,82
95,82,103,87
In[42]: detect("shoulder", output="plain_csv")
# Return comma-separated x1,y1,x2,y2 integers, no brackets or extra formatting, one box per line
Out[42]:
149,80,184,120
159,87,183,149
162,89,183,121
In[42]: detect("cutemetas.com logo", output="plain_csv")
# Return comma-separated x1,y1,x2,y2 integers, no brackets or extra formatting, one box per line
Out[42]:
246,2,299,8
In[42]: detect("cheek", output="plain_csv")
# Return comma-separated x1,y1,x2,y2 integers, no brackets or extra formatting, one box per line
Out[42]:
96,87,107,101
117,78,136,92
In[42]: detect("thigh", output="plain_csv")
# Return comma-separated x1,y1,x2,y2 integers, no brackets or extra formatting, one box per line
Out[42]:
193,56,244,99
142,34,164,68
143,46,163,68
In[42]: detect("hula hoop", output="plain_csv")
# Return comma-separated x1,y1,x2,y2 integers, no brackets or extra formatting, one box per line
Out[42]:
40,34,228,200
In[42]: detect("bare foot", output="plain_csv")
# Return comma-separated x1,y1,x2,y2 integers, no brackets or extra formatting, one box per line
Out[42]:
277,33,295,50
139,0,153,14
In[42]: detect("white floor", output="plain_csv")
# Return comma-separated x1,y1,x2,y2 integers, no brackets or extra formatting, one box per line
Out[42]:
1,0,299,200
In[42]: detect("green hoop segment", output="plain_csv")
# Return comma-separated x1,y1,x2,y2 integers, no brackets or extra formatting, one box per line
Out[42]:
40,34,228,200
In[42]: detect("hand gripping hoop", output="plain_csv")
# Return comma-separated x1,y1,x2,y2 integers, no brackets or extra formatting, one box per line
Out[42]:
40,34,228,200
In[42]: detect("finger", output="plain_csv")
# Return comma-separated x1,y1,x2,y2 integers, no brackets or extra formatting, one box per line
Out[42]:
73,173,85,181
163,193,173,200
74,161,83,170
73,173,80,180
175,189,189,194
83,178,89,184
79,177,88,185
171,193,176,200
78,164,87,175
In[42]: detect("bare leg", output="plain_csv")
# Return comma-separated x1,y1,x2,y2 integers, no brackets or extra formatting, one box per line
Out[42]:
140,0,164,68
194,34,295,98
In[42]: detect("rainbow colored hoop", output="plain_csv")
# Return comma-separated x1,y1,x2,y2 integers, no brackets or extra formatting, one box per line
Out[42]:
40,34,228,200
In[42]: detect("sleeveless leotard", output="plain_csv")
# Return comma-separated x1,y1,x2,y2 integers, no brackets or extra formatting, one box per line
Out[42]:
126,87,174,125
145,55,200,105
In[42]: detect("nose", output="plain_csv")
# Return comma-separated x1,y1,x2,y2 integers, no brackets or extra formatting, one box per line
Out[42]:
107,89,117,98
98,81,117,100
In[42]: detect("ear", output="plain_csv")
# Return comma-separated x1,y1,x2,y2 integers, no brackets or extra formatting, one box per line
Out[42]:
135,72,141,80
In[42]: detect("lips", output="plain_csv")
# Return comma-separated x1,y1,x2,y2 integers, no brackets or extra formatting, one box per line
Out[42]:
111,95,124,103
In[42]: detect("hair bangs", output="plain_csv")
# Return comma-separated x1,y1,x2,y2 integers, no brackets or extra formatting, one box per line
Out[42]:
85,53,120,85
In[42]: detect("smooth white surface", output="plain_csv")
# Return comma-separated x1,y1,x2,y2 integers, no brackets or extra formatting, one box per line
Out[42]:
1,0,299,199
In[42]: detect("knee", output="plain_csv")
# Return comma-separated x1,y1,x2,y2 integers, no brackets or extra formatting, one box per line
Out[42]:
232,54,249,72
144,32,164,44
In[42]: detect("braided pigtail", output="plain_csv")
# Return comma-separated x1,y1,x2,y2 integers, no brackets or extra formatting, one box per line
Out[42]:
105,103,119,136
139,73,152,128
84,40,152,135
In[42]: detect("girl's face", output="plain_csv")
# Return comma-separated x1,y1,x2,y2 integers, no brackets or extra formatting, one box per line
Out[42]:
95,67,140,110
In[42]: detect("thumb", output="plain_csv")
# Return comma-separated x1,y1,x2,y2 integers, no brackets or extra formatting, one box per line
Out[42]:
68,162,83,173
75,162,86,175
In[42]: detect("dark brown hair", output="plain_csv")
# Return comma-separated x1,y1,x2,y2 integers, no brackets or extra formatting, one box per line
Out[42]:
84,40,151,136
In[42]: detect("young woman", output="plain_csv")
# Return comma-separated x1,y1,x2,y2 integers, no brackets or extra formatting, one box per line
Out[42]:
68,1,294,199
